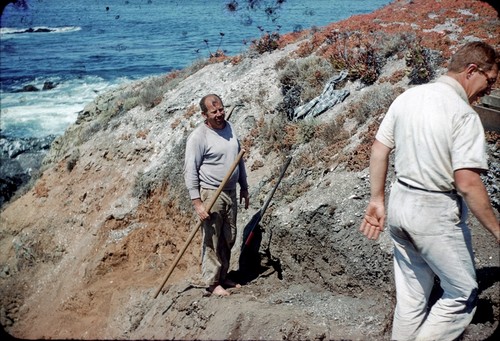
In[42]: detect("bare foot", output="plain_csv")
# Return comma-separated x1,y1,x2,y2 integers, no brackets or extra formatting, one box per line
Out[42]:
209,285,230,296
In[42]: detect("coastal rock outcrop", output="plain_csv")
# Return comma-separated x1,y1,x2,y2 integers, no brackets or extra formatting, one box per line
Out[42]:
12,81,58,92
0,134,55,207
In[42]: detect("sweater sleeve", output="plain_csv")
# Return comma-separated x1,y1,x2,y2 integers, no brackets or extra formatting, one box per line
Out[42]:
184,129,205,200
238,156,249,190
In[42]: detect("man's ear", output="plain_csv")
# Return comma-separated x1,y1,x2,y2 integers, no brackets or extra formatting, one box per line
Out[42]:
465,63,477,79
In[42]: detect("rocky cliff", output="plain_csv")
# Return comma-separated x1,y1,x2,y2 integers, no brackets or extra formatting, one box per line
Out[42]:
1,1,499,340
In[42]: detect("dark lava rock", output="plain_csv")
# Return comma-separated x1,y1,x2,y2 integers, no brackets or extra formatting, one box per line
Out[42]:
0,134,56,207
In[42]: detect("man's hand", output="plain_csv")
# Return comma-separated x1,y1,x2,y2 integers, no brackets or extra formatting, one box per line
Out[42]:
192,198,210,221
360,201,386,240
240,188,249,209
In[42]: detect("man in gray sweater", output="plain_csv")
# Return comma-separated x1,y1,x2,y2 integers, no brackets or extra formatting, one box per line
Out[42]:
184,94,249,296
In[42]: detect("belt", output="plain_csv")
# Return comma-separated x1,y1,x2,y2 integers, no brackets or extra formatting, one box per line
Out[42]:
397,179,457,194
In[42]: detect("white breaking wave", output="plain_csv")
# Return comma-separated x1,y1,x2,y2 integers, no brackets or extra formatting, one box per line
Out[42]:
0,75,128,138
0,26,81,36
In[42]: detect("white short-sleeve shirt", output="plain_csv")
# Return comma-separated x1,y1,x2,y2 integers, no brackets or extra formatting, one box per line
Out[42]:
376,75,488,191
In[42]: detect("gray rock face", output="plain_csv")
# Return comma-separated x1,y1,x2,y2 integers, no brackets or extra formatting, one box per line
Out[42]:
292,71,350,121
0,134,55,206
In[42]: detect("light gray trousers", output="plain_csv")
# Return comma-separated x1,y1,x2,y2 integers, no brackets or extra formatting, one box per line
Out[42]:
388,182,477,341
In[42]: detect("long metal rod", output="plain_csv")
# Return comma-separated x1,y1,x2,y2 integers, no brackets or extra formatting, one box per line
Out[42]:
243,156,292,248
260,156,292,217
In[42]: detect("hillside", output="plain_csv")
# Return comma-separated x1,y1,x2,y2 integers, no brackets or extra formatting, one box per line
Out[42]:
1,0,499,340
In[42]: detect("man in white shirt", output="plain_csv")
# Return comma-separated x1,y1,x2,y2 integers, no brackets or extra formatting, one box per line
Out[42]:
360,41,499,340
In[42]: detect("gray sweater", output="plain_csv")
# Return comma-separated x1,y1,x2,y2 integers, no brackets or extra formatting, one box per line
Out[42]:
184,121,248,200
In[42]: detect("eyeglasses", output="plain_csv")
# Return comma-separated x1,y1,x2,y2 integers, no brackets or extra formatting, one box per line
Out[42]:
473,65,496,87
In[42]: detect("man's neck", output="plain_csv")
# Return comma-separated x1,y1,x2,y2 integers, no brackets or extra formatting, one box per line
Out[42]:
445,71,473,103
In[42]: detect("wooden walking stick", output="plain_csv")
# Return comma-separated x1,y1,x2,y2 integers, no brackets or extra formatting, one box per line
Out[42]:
153,149,246,298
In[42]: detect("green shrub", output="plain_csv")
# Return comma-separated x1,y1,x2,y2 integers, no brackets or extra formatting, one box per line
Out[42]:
138,76,169,109
277,55,336,119
346,83,403,123
405,41,442,85
376,31,416,59
279,56,335,101
259,115,297,154
322,31,385,85
297,120,317,144
66,149,80,172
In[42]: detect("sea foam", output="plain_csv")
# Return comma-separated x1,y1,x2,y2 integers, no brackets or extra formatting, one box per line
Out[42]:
0,75,126,138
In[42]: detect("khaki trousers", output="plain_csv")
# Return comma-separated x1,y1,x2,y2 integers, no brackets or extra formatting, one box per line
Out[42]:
200,188,237,286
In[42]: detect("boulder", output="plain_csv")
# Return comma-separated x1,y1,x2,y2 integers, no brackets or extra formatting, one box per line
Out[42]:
0,134,55,207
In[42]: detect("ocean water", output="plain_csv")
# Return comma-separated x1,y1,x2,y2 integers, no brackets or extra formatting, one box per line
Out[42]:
0,0,391,139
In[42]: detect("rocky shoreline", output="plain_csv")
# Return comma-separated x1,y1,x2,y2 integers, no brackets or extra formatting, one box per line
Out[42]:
0,133,55,207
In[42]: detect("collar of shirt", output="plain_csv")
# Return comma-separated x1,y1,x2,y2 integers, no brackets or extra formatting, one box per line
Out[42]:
435,75,468,103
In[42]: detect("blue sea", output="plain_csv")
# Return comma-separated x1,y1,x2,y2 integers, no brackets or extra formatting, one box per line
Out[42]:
0,0,391,139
